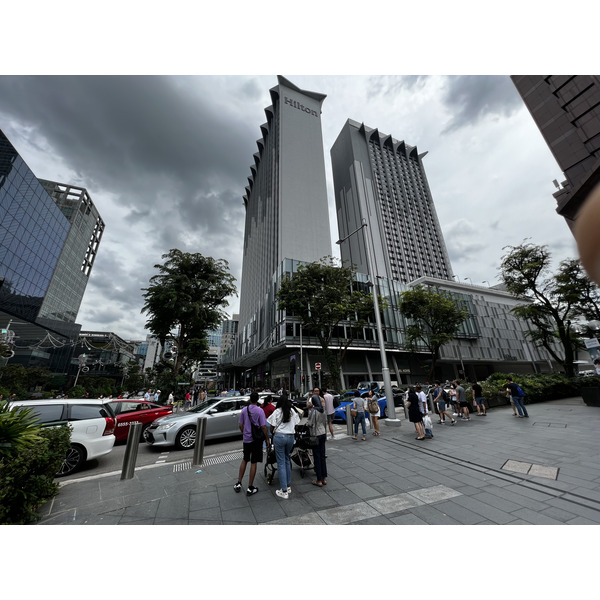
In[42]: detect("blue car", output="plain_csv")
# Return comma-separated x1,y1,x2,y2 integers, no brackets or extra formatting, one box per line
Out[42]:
333,391,387,423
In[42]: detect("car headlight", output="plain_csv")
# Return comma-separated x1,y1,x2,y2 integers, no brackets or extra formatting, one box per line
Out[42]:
157,422,177,431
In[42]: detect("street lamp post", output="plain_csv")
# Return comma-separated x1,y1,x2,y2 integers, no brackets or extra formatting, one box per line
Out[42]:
336,219,399,423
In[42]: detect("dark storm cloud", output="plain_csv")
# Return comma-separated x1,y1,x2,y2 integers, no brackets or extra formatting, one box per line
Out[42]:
0,76,257,211
440,75,523,132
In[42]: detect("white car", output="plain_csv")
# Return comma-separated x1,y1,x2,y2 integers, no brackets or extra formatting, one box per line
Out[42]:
10,398,117,476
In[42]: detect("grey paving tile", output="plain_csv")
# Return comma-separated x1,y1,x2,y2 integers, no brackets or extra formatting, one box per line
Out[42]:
510,507,566,524
449,494,516,525
430,500,487,524
122,500,160,519
389,512,429,525
344,482,383,500
406,504,462,525
156,493,190,519
221,506,258,524
154,518,189,525
189,490,220,511
407,484,462,504
317,502,380,525
367,493,423,515
189,506,222,522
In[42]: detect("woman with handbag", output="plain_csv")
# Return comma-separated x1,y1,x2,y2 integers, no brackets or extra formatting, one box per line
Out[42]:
267,394,300,499
366,389,381,436
406,386,425,440
307,388,328,487
352,390,367,441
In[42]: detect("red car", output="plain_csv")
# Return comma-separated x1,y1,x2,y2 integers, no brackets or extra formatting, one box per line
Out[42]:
109,400,173,443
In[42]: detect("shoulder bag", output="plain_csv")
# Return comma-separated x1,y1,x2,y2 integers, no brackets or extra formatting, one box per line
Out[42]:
247,406,265,442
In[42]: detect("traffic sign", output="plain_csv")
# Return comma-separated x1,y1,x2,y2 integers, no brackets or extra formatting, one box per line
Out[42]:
315,362,321,370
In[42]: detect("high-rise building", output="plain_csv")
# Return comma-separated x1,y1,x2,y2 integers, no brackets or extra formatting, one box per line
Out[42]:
331,119,454,284
0,127,103,367
236,76,331,361
511,75,600,230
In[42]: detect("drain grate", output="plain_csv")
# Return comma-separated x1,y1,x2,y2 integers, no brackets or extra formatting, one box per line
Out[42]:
172,451,244,472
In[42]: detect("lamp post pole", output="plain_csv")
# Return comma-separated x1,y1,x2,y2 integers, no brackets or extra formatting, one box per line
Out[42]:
337,219,398,422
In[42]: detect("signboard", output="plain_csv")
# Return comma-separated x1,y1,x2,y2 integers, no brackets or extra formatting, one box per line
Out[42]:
584,337,600,349
315,362,321,370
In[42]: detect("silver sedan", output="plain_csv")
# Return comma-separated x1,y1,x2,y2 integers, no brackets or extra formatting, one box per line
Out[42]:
144,395,256,449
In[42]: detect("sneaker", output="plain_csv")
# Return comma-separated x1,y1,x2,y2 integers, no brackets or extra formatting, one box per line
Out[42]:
246,485,259,496
233,482,242,493
451,419,456,425
276,489,289,499
437,420,443,424
524,415,529,418
452,412,458,416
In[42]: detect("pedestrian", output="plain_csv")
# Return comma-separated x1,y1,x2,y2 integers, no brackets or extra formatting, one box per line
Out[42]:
144,389,151,403
415,385,432,438
448,383,459,416
506,378,529,418
406,386,425,440
267,394,300,499
261,394,276,420
234,391,270,496
472,381,487,416
433,382,456,425
154,389,161,404
307,390,328,487
455,380,470,421
184,390,191,410
199,388,206,403
351,389,367,441
366,389,381,436
323,389,336,438
193,388,199,407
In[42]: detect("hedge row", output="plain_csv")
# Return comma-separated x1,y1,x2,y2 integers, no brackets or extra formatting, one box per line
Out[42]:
0,425,71,525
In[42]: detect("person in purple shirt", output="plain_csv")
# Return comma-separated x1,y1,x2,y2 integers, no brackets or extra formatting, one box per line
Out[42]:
234,391,270,496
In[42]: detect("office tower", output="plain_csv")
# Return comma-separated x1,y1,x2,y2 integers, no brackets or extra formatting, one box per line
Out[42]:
0,127,103,365
511,75,600,229
331,119,454,284
237,76,332,358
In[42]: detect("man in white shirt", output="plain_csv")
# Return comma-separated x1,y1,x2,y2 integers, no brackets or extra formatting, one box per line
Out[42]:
323,389,335,438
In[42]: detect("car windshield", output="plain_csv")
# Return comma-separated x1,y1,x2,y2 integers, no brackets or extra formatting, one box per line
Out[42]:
187,398,221,413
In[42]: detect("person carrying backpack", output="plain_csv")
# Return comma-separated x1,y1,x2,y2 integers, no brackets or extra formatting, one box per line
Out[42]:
506,378,529,418
433,382,456,425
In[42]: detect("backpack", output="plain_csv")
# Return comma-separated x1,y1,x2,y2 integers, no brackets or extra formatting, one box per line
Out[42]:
368,397,380,414
333,397,340,408
515,385,525,397
247,407,265,442
441,388,449,402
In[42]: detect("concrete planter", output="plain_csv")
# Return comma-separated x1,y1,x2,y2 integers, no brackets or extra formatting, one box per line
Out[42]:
580,387,600,407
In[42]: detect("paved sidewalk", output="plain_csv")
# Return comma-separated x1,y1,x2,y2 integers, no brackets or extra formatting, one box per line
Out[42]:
35,397,600,525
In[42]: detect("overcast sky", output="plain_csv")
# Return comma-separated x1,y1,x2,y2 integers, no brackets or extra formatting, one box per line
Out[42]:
0,74,573,339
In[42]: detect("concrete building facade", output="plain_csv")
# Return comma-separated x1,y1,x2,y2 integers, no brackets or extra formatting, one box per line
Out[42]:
511,75,600,230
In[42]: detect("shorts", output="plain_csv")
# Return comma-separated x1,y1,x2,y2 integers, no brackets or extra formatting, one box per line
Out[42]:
459,401,468,408
474,397,485,406
327,413,334,423
242,441,264,464
437,401,447,412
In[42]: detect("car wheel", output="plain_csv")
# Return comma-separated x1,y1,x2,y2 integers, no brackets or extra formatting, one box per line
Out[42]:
176,425,196,450
140,423,151,442
383,406,388,419
57,444,86,476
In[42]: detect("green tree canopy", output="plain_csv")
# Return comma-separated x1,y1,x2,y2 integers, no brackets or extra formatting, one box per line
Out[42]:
398,285,468,381
499,242,600,378
141,249,237,375
276,257,379,389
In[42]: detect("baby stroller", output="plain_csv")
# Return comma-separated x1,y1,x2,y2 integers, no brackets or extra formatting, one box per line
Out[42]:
263,442,278,485
290,424,314,478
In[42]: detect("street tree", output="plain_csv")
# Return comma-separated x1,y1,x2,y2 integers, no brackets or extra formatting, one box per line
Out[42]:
398,285,469,381
141,249,237,376
499,242,597,378
276,257,380,389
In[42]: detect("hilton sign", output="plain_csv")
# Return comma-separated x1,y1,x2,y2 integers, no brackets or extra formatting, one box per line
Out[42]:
284,96,318,117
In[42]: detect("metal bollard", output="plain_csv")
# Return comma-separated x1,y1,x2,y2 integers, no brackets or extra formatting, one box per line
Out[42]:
120,422,142,480
345,404,353,436
192,417,207,466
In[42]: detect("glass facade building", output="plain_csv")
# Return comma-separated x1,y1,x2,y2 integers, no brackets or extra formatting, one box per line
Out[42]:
0,127,104,367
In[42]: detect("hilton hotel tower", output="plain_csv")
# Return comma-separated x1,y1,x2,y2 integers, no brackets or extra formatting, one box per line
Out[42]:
236,76,332,362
